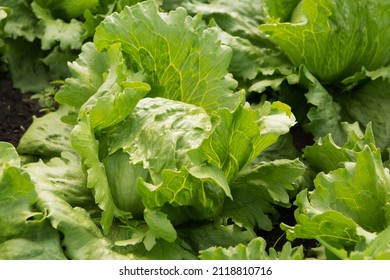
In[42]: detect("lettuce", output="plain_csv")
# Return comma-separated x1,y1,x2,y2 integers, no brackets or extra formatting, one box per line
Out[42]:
260,0,390,84
282,125,390,258
51,1,296,252
0,142,66,259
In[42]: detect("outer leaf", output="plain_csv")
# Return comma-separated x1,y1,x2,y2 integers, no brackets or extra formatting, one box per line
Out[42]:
297,66,349,145
23,153,136,260
71,112,130,234
199,237,304,260
224,159,305,231
193,101,296,181
0,166,38,241
337,70,390,154
311,146,389,233
31,2,86,51
0,143,66,260
304,122,376,173
94,0,242,113
104,97,215,184
0,142,20,170
175,0,268,45
144,209,177,243
55,42,110,109
3,38,51,92
260,0,390,84
263,0,301,22
138,165,228,223
216,27,293,90
0,222,66,260
2,0,39,41
17,105,74,157
34,0,100,20
77,43,150,131
22,151,94,209
179,224,254,253
303,134,350,173
284,144,390,251
282,191,369,251
349,227,390,260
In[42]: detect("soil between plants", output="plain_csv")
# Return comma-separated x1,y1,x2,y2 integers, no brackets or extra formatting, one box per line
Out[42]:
0,72,42,146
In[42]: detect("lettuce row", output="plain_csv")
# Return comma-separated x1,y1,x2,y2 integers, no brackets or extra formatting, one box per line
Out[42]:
0,0,144,92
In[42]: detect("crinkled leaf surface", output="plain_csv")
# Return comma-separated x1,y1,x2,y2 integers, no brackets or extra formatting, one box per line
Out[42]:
284,143,390,251
260,0,390,84
94,0,241,113
282,190,370,251
17,105,74,157
55,42,110,109
2,0,39,41
192,101,296,181
224,159,305,231
0,143,66,260
199,237,304,260
311,146,389,233
138,165,229,223
336,69,390,153
31,2,86,51
104,97,215,182
173,0,268,45
0,146,38,241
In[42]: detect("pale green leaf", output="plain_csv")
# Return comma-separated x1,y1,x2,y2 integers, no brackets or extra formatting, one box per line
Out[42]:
55,42,110,109
199,237,304,260
137,165,227,222
94,0,242,113
17,105,74,157
144,209,177,243
104,97,215,184
224,159,305,231
194,101,296,181
31,2,86,50
260,0,390,84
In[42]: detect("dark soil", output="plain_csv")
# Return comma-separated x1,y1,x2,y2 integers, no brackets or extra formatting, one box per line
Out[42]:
0,72,42,146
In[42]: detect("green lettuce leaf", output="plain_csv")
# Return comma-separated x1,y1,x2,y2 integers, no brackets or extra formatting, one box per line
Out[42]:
104,97,215,182
263,0,300,22
179,224,254,253
0,142,66,260
170,0,268,45
33,0,100,20
55,42,110,109
138,165,229,223
336,67,390,154
284,126,390,254
31,2,86,51
297,66,349,145
17,105,74,157
224,159,305,231
192,101,296,181
199,237,304,260
94,0,242,113
260,0,390,84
